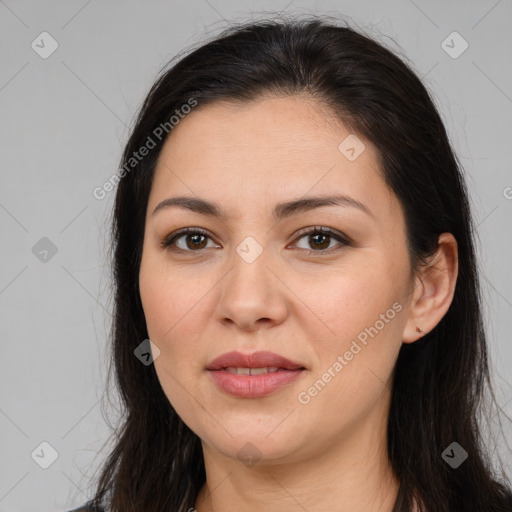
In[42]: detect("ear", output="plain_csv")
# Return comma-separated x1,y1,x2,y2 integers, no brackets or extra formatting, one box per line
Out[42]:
402,232,459,344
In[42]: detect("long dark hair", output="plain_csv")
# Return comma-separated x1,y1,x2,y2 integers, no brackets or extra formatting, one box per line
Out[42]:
86,14,512,512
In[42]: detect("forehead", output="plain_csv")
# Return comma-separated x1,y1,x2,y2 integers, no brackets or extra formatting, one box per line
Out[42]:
158,94,357,161
150,95,397,220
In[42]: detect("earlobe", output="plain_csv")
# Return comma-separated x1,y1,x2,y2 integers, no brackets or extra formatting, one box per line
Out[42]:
402,233,459,344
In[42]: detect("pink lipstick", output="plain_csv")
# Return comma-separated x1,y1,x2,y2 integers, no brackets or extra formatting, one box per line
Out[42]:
206,350,306,398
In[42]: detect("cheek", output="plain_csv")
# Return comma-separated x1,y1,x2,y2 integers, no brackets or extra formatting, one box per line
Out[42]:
139,258,207,416
139,253,207,343
298,258,404,345
294,258,406,405
139,253,219,403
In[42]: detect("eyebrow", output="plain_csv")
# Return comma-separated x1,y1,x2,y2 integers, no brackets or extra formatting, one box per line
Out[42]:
152,194,374,220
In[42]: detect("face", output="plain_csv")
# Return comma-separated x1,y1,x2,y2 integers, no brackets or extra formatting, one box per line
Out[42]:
139,95,415,465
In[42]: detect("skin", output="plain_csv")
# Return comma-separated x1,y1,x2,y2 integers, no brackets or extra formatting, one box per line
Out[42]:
138,94,458,512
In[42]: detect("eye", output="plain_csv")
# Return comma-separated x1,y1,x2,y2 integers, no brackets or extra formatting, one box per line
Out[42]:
291,226,350,254
160,226,350,254
160,227,220,252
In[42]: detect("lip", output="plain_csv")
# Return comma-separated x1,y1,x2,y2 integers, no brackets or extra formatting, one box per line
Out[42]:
206,351,306,398
206,350,305,371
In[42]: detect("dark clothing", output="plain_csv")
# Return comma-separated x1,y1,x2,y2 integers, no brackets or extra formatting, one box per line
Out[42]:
68,503,103,512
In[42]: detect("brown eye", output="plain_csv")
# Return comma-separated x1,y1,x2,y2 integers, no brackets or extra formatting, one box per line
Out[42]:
161,228,218,252
183,233,208,250
307,232,331,250
293,227,349,253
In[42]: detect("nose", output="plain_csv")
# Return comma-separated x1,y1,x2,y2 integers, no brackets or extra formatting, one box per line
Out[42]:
215,242,288,332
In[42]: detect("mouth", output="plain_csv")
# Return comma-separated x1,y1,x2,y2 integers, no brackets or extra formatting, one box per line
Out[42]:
206,351,306,398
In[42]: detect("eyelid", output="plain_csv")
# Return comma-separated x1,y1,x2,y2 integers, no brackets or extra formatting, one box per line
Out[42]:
160,225,351,253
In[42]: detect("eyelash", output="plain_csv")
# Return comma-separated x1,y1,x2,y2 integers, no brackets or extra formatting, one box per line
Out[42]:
159,226,351,256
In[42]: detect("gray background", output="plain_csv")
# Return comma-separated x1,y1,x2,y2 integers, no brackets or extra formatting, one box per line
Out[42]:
1,1,511,510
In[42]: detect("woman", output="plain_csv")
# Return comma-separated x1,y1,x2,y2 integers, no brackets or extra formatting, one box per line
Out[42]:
71,15,512,512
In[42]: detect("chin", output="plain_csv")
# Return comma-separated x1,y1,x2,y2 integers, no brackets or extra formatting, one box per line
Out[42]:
198,424,307,465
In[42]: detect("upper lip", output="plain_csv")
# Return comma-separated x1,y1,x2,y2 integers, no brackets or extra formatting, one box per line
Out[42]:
206,351,305,371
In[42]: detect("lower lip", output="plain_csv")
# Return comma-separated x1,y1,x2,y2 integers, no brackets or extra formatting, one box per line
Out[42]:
208,369,305,398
